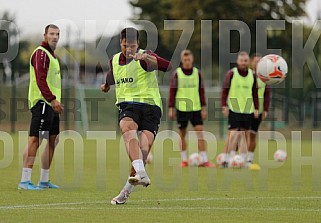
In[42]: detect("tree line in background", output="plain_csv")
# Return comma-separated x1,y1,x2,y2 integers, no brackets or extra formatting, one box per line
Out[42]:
0,0,321,103
130,0,307,59
129,0,321,98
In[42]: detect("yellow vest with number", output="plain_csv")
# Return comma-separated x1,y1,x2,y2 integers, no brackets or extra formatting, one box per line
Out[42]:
227,67,254,114
28,46,61,109
175,67,201,112
112,50,162,111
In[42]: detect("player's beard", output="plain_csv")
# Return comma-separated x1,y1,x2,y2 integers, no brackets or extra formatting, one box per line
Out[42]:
239,65,248,71
49,41,58,51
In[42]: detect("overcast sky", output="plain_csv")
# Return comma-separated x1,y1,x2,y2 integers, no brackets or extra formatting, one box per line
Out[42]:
1,0,320,43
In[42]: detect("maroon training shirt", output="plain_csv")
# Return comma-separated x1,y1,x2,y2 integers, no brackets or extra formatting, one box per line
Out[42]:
221,68,261,111
105,50,172,85
31,41,57,102
168,67,206,108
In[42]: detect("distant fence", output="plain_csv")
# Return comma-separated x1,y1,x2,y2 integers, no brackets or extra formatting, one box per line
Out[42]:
0,79,319,138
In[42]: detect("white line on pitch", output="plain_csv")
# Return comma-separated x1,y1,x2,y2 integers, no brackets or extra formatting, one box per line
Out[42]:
0,201,106,210
137,196,321,202
1,196,321,210
2,206,321,212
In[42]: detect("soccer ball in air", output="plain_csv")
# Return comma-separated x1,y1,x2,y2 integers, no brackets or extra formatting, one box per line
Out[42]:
188,153,202,166
229,155,245,168
256,54,288,86
274,149,287,162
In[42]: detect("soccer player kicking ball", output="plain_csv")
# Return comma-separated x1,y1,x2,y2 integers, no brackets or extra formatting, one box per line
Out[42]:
247,54,270,170
101,27,172,205
18,24,63,190
221,51,259,167
168,50,215,168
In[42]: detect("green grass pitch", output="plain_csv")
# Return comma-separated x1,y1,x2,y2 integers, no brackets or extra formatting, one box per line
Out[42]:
1,134,321,223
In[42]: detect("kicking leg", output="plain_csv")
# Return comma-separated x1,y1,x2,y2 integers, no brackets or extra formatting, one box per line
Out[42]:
119,118,150,187
129,130,155,178
111,130,155,205
112,118,140,205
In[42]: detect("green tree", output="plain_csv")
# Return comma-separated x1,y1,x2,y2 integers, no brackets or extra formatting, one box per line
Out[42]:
129,0,308,80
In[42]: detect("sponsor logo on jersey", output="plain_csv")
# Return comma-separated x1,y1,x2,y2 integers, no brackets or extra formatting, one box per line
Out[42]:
117,77,134,84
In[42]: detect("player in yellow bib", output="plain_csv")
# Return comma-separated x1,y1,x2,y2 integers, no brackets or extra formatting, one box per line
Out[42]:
221,52,259,167
168,50,215,168
18,24,63,190
101,28,172,205
247,54,271,170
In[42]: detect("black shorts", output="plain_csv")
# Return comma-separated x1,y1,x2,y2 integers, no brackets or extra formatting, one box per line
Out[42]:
250,114,262,133
176,110,203,129
118,103,161,136
29,101,60,138
228,110,252,130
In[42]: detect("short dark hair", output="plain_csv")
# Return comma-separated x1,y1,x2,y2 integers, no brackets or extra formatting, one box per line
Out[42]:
238,51,249,57
120,27,139,42
45,24,59,34
180,49,193,60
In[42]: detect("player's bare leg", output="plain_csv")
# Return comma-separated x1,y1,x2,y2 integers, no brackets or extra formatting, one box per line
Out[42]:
238,129,249,161
194,125,215,167
111,118,141,205
120,117,150,187
140,130,154,163
222,129,239,167
38,135,59,188
128,130,154,175
111,130,154,205
41,135,58,169
247,131,261,170
23,136,42,168
120,118,142,161
19,136,43,190
179,128,188,167
120,121,150,187
248,131,257,161
222,131,230,167
128,130,154,186
223,131,230,154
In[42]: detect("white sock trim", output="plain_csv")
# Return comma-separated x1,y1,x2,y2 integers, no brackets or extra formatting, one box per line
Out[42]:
132,159,145,173
21,168,32,182
123,180,134,193
181,150,187,161
247,152,254,162
240,153,247,160
199,151,208,163
40,168,49,183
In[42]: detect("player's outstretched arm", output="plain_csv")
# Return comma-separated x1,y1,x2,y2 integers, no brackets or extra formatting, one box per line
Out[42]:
130,52,157,64
132,51,172,72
